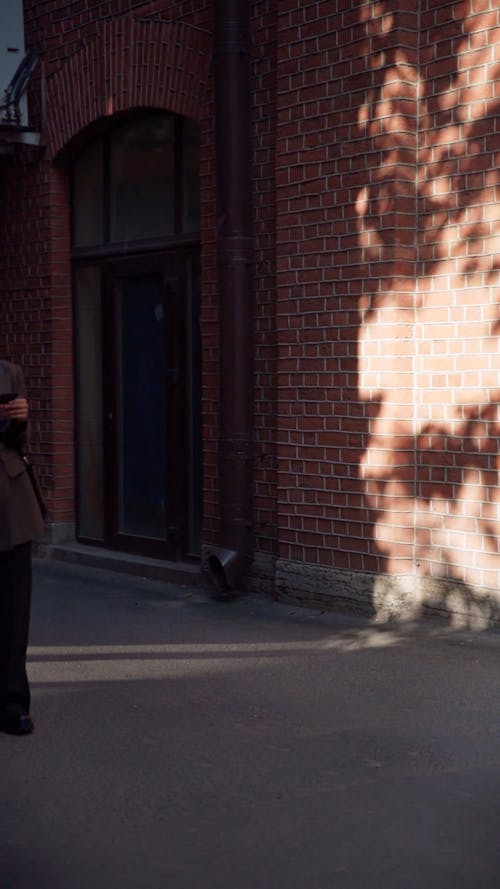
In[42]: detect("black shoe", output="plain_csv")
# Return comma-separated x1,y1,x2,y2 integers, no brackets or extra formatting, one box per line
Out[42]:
0,713,34,735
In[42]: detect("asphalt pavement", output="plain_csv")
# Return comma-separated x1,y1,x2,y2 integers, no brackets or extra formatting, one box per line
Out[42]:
1,557,500,889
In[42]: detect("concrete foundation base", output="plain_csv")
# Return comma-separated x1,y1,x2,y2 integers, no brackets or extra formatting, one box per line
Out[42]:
41,521,76,545
264,557,500,629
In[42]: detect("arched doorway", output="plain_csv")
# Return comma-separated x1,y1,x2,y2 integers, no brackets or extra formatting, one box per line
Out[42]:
71,112,201,560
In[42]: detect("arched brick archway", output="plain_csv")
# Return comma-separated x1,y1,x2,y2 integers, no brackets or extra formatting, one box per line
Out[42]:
44,16,211,160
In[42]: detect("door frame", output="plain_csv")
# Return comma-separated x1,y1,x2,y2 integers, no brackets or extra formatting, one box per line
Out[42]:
70,111,202,560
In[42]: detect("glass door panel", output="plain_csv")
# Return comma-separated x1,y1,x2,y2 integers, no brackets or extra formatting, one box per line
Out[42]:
110,117,175,242
72,141,104,247
115,274,167,539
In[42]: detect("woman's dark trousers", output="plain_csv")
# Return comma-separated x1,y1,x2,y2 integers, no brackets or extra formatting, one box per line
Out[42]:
0,542,32,717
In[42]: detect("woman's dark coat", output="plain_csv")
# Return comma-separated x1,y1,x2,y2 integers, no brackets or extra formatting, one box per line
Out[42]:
0,360,45,551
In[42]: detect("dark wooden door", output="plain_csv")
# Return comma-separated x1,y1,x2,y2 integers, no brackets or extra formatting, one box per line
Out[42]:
102,253,193,559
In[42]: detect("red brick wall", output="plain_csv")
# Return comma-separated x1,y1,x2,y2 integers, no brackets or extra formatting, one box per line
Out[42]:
0,148,55,508
274,0,500,606
2,0,500,609
274,3,418,572
411,1,500,592
360,0,500,598
252,1,278,558
354,2,419,577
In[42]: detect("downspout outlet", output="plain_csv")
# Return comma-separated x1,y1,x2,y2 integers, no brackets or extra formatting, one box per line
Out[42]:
204,546,252,598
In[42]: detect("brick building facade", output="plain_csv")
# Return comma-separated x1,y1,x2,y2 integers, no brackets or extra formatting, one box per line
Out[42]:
1,0,500,626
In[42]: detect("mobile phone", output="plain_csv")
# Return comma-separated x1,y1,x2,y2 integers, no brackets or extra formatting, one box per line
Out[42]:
0,392,18,404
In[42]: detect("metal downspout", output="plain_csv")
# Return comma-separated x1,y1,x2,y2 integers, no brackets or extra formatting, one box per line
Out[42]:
205,0,254,594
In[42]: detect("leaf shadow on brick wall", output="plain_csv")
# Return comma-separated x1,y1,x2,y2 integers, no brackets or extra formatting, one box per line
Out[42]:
365,401,500,626
346,3,500,624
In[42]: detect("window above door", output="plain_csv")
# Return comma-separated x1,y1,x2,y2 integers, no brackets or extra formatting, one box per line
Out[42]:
71,113,200,253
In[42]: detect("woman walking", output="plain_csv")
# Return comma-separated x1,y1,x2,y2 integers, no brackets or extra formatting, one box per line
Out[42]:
0,359,45,735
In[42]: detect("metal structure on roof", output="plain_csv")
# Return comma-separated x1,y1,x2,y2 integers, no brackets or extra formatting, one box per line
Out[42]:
0,48,37,126
0,48,40,151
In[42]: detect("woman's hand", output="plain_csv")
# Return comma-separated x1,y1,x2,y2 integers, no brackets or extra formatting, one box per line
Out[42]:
0,397,28,422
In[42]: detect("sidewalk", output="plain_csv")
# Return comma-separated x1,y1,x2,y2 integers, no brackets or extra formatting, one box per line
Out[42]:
1,558,499,889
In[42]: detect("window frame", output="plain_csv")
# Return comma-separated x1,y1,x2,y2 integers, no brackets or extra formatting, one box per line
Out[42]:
70,111,200,261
